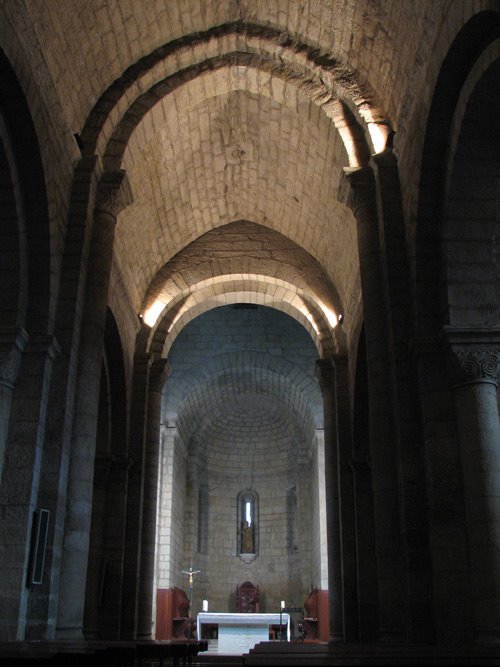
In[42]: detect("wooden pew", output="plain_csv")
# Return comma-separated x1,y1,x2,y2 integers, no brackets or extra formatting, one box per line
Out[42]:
0,639,208,666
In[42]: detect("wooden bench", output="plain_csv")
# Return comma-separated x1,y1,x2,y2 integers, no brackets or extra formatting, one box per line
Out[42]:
0,639,208,666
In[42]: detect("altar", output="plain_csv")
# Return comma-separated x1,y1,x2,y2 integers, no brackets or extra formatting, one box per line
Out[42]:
197,612,290,654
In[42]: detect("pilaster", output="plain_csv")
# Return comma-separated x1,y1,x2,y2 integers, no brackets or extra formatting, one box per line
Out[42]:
122,349,169,639
137,356,170,639
23,156,99,640
331,355,358,642
0,326,29,482
371,149,435,643
56,170,131,639
350,457,378,641
340,166,407,642
0,334,60,640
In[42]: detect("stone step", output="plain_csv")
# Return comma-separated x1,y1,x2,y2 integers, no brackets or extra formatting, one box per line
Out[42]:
243,641,500,666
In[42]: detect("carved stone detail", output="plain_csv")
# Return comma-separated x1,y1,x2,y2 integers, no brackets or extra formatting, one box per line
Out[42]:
452,349,499,385
443,326,500,386
338,166,376,215
95,170,132,218
0,347,23,390
0,328,29,390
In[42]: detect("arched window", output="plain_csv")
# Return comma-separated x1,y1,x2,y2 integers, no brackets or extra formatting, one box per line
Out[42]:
237,490,259,560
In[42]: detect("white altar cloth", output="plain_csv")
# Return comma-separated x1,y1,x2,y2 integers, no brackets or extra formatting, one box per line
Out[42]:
197,612,290,654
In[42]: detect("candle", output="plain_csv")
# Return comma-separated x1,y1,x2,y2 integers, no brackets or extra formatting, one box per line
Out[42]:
202,599,208,611
280,600,285,609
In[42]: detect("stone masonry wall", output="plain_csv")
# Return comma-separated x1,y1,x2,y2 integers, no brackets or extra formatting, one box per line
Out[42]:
157,305,325,614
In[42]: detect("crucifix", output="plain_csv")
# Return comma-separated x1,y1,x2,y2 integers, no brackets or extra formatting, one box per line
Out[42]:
181,567,201,640
182,566,201,617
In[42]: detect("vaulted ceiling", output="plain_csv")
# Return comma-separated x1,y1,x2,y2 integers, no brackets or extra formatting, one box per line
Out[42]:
2,0,452,380
1,0,451,358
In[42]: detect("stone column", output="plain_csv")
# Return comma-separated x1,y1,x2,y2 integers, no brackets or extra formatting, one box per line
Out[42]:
315,359,343,642
56,170,130,639
0,326,28,482
121,347,170,639
82,451,131,639
341,166,406,641
371,150,435,643
136,357,169,639
350,457,379,641
102,456,133,638
332,355,358,642
444,327,500,645
0,335,59,640
23,157,98,640
83,455,114,639
121,351,150,639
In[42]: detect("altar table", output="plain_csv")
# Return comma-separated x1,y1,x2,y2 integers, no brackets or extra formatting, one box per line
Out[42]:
197,612,290,654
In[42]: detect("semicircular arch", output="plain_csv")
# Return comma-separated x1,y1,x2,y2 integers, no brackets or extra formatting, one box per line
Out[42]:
442,41,500,328
0,46,52,335
138,219,346,358
80,22,391,168
415,10,500,339
146,277,343,359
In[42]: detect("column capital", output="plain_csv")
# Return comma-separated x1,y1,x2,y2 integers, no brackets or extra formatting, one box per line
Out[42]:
370,147,398,169
338,165,376,215
133,352,170,395
134,350,169,372
0,327,29,389
315,358,336,394
95,169,132,217
25,334,61,360
149,355,170,391
442,326,500,386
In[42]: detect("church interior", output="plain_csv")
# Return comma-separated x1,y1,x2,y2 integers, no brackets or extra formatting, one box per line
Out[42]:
0,1,499,664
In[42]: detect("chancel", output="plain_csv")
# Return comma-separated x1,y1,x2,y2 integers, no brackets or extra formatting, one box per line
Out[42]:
0,2,500,667
197,612,291,654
